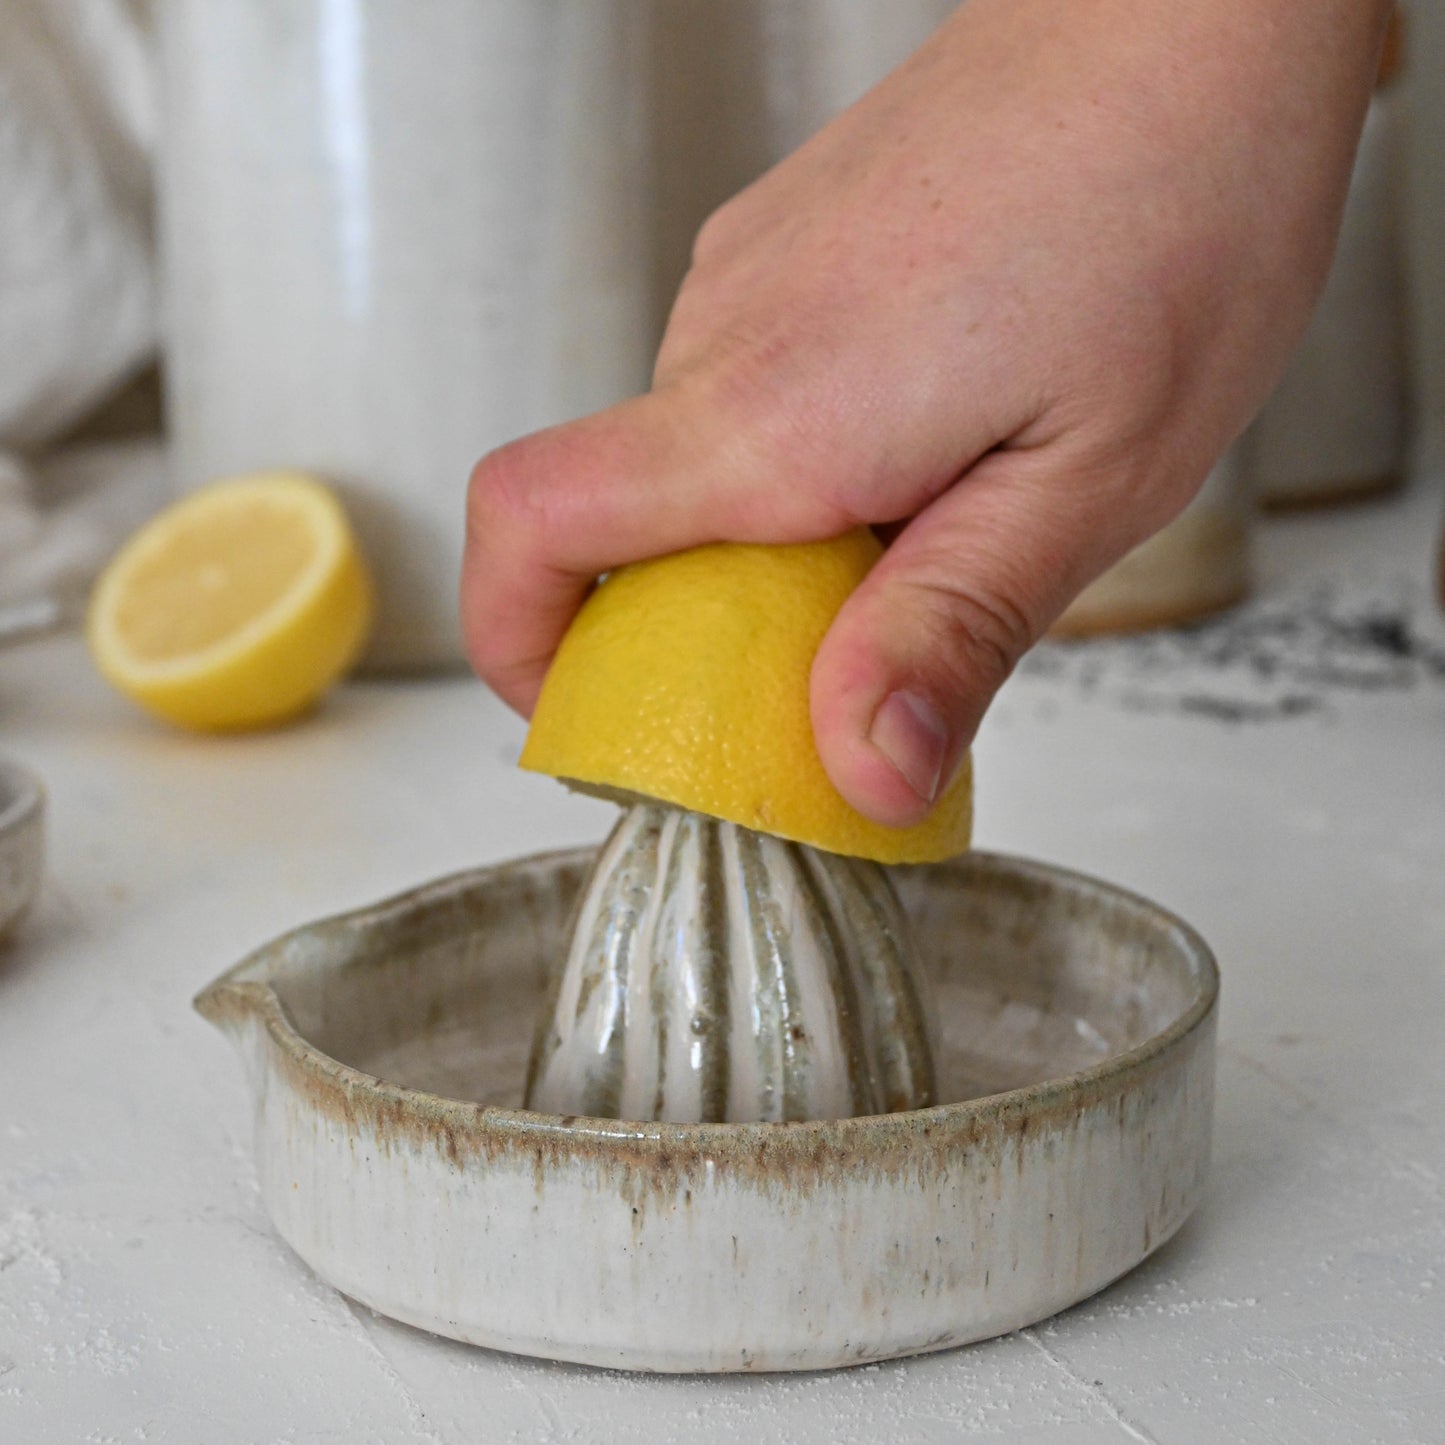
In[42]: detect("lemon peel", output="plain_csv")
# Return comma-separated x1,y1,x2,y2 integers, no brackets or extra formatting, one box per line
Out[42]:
87,471,372,731
520,530,971,864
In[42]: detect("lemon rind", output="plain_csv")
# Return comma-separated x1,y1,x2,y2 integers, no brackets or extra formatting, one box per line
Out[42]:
537,761,973,867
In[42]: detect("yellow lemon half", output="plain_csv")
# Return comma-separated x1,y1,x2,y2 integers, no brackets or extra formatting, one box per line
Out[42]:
519,530,972,864
87,472,373,731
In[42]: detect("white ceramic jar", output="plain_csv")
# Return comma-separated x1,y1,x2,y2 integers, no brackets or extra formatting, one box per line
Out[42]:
158,1,655,670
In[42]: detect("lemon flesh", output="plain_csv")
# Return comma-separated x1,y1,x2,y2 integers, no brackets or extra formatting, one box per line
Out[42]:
520,530,972,865
87,472,372,731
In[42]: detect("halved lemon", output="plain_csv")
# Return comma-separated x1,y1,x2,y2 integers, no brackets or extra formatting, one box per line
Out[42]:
519,530,972,864
87,472,373,731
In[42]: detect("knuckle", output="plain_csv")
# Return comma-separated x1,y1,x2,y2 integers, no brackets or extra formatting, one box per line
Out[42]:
902,571,1036,696
466,436,550,553
690,194,745,269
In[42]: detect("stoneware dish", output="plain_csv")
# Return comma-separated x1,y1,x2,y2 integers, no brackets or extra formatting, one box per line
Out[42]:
196,848,1218,1373
0,756,44,941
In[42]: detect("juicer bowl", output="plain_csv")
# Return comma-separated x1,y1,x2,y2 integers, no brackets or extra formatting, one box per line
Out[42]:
196,848,1217,1373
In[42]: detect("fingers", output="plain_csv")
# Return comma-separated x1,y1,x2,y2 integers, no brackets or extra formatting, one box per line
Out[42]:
809,448,1146,827
462,394,696,717
460,380,863,717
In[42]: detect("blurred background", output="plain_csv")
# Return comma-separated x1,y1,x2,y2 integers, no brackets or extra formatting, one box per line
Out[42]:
1,0,1442,668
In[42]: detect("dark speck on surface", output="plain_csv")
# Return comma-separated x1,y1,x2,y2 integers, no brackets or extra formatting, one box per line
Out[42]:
1019,581,1445,723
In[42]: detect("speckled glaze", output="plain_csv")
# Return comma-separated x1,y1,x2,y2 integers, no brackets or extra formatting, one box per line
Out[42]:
196,849,1218,1373
0,757,44,940
526,806,935,1122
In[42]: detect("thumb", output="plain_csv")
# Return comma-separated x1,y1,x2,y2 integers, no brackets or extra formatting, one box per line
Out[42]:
810,450,1143,828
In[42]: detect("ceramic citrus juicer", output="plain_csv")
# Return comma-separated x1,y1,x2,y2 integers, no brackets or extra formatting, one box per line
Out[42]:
519,529,971,1124
195,528,1218,1372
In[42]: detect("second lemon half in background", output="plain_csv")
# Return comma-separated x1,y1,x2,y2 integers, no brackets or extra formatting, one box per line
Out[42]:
87,472,372,731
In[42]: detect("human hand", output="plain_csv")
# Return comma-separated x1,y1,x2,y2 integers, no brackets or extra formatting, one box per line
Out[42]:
463,0,1390,827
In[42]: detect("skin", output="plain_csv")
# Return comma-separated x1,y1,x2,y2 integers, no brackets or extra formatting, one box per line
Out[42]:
463,0,1394,828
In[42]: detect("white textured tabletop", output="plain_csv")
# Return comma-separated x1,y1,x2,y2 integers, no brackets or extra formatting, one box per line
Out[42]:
3,480,1443,1444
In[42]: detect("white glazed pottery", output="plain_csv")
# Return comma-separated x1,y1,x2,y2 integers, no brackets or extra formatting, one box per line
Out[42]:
0,757,44,940
197,848,1217,1373
158,0,655,672
525,805,937,1122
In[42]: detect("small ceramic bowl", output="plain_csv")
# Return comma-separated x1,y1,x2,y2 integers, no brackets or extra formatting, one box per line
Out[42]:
197,849,1218,1373
0,756,44,940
